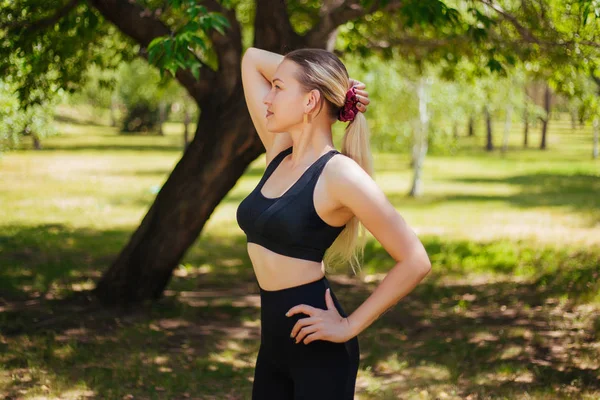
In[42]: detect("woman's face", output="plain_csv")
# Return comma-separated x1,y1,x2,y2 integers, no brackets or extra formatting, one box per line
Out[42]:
262,60,307,133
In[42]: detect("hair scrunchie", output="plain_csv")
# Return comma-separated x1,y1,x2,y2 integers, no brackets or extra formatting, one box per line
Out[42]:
338,86,360,123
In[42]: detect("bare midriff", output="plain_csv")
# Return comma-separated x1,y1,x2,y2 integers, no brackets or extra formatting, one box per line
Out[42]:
247,243,326,291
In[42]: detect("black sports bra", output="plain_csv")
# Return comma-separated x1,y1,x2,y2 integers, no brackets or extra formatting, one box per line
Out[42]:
236,146,346,262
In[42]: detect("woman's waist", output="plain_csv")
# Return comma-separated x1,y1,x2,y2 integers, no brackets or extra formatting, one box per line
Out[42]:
249,246,325,288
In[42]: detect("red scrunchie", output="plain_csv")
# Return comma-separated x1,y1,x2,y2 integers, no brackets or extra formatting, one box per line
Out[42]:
338,86,360,122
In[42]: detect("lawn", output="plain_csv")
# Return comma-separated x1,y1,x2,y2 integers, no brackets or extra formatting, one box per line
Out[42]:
1,110,599,399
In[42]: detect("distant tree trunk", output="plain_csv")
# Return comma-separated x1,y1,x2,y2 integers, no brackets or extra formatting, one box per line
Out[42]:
523,110,529,148
571,108,577,130
593,116,599,159
502,104,512,154
110,94,118,127
32,133,42,150
183,103,191,151
409,77,430,197
468,116,474,137
540,84,551,150
523,86,529,148
158,101,167,136
485,106,493,151
453,121,458,139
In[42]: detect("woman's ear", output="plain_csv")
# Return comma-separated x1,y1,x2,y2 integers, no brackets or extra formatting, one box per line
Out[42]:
305,89,321,113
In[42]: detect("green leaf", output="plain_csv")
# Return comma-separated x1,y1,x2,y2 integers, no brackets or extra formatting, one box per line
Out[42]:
166,63,178,77
186,6,200,19
486,58,503,73
212,13,231,29
164,39,173,59
148,36,166,51
190,62,200,80
191,35,208,52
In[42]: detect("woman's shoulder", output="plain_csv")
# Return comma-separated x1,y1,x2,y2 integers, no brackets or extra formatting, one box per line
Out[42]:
328,151,363,174
324,152,372,193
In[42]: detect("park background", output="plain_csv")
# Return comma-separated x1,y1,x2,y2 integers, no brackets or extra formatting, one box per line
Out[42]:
1,0,599,399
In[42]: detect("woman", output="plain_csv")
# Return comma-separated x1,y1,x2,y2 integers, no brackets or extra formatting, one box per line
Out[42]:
236,47,432,400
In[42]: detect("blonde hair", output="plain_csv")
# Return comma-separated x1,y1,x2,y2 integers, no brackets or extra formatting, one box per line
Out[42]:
283,48,374,276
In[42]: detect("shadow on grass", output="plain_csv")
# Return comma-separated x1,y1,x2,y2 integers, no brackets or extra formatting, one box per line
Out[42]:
354,236,600,397
1,224,599,398
0,223,260,398
0,223,255,301
37,142,187,153
448,172,600,222
383,172,600,224
53,113,111,128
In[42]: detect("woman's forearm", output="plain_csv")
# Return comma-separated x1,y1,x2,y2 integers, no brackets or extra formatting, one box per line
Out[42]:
243,47,284,84
347,257,431,338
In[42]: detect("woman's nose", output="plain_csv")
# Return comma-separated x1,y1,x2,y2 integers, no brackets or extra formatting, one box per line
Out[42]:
263,89,273,105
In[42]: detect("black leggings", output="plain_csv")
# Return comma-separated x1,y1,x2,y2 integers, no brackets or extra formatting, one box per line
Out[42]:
252,275,360,400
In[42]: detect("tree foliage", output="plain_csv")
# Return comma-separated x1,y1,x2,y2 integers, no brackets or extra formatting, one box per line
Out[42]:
0,80,58,152
0,0,137,108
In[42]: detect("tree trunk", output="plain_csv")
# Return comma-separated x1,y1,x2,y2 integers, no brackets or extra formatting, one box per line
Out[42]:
110,94,118,127
468,115,474,137
158,101,167,136
93,85,264,305
593,116,599,159
409,77,430,197
540,83,551,150
32,133,42,150
485,106,493,151
502,104,512,154
523,101,529,148
89,0,257,306
183,103,191,151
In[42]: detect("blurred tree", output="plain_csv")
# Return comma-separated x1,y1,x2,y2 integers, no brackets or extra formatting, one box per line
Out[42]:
70,64,117,110
0,80,58,152
116,59,183,133
549,63,600,158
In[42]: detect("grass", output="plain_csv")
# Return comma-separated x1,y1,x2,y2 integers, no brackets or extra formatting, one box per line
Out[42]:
0,108,599,399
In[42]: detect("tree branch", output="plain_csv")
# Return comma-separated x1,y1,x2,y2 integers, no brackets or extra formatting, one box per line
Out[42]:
477,0,541,44
88,0,217,106
364,29,600,65
306,0,405,48
366,36,456,50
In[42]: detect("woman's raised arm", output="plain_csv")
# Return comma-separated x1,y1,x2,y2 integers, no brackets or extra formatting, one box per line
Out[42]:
241,47,288,158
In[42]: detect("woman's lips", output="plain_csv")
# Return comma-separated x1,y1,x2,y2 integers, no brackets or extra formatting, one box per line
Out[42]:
266,111,273,118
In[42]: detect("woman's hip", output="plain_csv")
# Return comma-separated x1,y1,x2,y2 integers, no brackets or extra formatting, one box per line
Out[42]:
258,275,358,363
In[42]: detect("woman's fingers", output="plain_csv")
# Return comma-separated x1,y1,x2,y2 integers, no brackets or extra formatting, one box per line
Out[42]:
294,323,321,343
355,88,368,97
286,304,317,317
355,91,370,103
290,316,320,338
355,93,369,113
349,80,369,113
303,331,323,344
